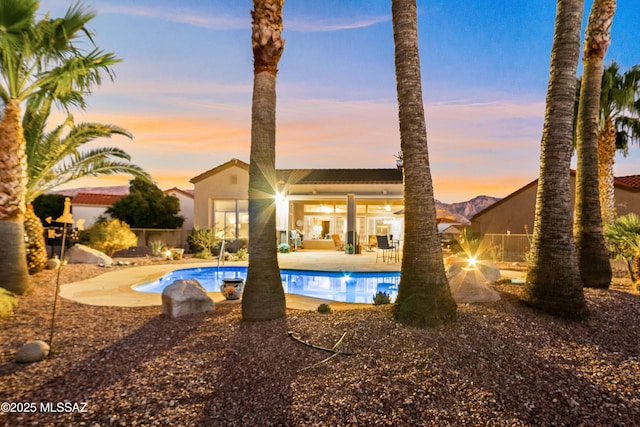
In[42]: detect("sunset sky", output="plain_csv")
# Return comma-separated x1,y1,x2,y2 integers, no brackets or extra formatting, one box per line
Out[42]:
39,0,640,203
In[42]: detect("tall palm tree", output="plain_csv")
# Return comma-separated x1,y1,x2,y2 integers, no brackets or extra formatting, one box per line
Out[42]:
241,0,286,322
391,0,456,327
595,62,640,226
23,96,151,274
0,0,119,293
573,0,615,289
522,0,588,319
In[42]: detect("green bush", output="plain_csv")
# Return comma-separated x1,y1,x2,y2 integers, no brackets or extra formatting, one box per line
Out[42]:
149,240,166,256
78,219,138,256
187,227,220,255
236,248,248,261
193,249,212,259
278,243,290,253
0,288,17,318
317,303,332,314
372,291,391,305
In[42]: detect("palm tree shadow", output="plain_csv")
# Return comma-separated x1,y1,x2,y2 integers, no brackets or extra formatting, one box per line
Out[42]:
195,315,307,425
6,311,206,403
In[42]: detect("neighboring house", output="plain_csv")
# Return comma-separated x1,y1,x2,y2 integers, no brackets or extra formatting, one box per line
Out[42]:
190,158,405,249
164,187,195,230
470,172,640,236
437,220,463,240
71,193,125,229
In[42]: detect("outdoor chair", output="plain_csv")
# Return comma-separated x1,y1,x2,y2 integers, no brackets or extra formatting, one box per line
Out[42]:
375,235,398,263
331,234,345,251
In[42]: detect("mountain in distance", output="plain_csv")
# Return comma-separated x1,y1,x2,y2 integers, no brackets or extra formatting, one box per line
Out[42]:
436,195,501,225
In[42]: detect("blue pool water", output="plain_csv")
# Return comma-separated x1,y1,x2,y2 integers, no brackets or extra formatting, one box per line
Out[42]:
133,266,400,304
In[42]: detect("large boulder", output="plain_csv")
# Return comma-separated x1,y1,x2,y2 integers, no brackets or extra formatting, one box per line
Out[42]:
162,279,214,318
66,244,113,266
15,340,50,363
445,256,501,304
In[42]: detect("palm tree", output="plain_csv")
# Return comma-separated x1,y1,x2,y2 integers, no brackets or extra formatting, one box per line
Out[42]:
573,0,615,289
391,0,456,327
0,0,119,293
241,0,286,322
23,96,151,274
595,63,640,226
522,0,588,319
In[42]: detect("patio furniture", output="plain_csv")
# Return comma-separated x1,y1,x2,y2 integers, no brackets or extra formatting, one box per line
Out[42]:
332,234,345,251
375,235,398,263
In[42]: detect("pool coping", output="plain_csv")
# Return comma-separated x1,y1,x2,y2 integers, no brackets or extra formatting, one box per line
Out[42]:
59,262,375,311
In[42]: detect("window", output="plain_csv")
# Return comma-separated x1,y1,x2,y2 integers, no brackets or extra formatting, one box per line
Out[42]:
214,200,248,239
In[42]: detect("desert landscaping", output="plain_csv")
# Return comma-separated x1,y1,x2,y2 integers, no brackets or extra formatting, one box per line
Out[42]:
1,256,639,426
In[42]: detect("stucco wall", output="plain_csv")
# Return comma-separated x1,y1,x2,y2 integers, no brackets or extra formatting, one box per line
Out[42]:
193,165,249,228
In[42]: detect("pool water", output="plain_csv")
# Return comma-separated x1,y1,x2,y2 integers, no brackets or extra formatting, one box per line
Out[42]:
133,266,400,304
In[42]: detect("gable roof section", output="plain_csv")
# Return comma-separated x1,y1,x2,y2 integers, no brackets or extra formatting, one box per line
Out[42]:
72,192,124,207
164,187,194,198
190,158,249,184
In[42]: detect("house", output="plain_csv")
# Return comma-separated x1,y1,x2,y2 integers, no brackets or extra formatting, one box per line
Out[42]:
470,172,640,236
190,158,405,250
164,187,194,230
70,187,194,231
71,193,125,229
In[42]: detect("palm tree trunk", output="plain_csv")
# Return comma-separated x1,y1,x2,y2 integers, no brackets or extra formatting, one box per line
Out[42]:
574,0,615,289
598,117,618,226
523,0,587,319
0,99,31,294
241,0,286,322
391,0,456,327
25,204,48,275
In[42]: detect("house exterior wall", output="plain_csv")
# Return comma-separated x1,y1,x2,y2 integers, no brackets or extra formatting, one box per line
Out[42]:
166,190,194,230
470,183,538,236
72,205,110,229
615,187,640,217
192,164,249,229
470,175,640,236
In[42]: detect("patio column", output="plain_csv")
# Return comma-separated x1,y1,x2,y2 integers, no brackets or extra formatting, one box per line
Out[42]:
346,194,357,252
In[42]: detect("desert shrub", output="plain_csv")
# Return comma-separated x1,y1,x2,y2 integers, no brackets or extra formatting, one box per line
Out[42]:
193,249,211,259
605,213,640,281
188,227,220,255
149,240,166,256
372,291,391,305
0,288,17,318
317,303,331,314
78,219,138,256
236,248,248,261
278,243,290,253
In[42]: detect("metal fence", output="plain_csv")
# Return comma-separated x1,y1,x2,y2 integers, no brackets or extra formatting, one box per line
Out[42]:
481,233,532,262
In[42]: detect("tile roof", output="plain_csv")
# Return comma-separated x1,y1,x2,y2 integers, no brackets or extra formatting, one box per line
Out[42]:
72,193,125,206
277,168,403,184
614,175,640,190
190,159,404,185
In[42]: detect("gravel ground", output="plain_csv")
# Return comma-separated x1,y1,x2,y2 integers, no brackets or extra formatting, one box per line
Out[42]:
0,257,639,426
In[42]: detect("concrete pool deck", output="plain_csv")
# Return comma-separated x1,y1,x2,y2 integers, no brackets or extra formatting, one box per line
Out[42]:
59,250,525,311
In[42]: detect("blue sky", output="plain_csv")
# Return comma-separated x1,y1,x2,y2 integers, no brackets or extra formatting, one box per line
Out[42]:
40,0,640,203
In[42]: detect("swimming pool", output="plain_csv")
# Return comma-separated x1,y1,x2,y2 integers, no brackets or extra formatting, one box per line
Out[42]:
133,266,400,304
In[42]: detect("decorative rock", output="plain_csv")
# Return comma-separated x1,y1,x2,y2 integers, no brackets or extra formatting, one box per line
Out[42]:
46,256,61,270
162,279,214,318
15,340,50,363
66,244,113,266
445,256,501,304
